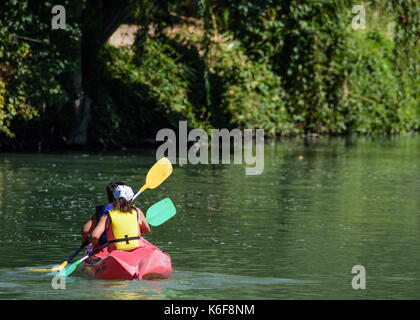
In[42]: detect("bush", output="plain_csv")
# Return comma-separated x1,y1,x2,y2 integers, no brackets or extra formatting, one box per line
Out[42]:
345,31,401,134
166,22,293,135
0,0,80,147
94,39,200,145
209,35,292,135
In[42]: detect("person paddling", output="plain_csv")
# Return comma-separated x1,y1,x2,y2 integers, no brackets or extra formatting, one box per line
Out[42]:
90,185,151,252
81,181,125,246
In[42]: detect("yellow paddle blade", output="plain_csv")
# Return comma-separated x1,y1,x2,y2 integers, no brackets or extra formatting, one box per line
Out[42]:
52,261,68,272
29,261,68,273
140,157,173,192
29,268,54,272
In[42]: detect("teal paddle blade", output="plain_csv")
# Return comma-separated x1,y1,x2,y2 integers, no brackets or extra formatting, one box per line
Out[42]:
62,260,82,276
47,260,82,277
46,268,68,277
146,198,176,226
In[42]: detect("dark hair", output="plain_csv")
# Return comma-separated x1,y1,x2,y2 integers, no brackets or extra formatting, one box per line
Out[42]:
106,181,126,203
113,197,135,213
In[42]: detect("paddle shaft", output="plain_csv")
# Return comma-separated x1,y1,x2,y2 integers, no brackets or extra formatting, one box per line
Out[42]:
132,190,142,202
67,241,89,263
30,241,89,272
65,242,110,274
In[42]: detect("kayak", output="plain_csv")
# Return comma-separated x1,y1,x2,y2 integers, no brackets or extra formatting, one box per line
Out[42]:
82,238,172,280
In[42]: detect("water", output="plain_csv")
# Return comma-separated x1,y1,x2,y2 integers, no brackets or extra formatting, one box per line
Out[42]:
1,135,420,299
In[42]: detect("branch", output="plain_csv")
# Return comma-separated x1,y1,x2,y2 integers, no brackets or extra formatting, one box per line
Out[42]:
11,34,43,43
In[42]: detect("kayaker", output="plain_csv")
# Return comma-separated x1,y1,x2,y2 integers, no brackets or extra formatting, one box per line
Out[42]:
81,181,125,245
90,184,151,252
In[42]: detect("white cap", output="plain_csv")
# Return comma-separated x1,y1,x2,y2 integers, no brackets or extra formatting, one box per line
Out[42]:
112,185,134,201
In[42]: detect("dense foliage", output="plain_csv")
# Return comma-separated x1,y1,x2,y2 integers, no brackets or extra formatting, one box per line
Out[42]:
0,0,418,150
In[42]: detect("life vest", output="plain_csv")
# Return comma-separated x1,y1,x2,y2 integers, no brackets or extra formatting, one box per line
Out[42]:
107,208,141,250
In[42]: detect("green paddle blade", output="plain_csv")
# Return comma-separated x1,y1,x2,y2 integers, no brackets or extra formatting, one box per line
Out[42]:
47,259,82,277
62,260,83,276
146,198,176,227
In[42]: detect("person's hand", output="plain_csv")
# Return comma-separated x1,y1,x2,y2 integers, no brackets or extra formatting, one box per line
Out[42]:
81,230,90,242
91,238,101,252
81,240,89,248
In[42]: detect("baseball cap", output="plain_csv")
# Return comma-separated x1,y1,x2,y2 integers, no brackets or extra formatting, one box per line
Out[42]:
112,185,134,201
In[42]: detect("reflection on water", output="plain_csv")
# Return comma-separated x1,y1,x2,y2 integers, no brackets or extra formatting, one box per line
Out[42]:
1,266,313,300
1,135,420,299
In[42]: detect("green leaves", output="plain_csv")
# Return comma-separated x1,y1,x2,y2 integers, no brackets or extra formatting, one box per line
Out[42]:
0,0,418,146
0,0,80,143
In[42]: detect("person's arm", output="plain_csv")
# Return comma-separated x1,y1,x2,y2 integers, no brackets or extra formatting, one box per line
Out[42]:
81,214,97,241
91,214,108,249
136,207,151,235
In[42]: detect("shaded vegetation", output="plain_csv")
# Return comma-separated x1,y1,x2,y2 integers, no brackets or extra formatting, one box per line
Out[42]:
0,0,418,150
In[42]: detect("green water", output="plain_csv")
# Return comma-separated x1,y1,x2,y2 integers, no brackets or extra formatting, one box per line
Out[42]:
1,135,420,299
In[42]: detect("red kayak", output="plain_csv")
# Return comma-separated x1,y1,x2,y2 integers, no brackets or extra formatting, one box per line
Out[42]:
82,238,172,280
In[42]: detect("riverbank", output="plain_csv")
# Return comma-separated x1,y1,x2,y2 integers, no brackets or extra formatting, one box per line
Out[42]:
1,131,420,153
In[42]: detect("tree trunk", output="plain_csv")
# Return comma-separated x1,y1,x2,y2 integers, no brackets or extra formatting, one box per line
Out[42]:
68,0,134,146
68,0,88,145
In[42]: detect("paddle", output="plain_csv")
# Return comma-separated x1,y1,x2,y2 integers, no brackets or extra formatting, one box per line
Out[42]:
132,157,173,201
49,198,176,277
29,241,89,273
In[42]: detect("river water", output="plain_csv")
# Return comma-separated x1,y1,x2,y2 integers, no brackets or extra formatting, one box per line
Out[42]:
0,135,420,299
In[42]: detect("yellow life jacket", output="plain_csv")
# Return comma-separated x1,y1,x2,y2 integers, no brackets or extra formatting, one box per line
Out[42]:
107,208,141,250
